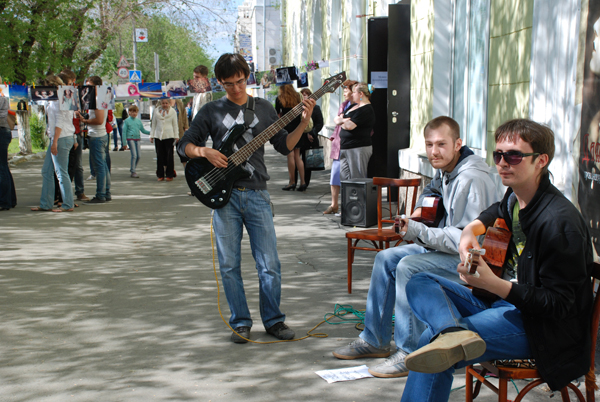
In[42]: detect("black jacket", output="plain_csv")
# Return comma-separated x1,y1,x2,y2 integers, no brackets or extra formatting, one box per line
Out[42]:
477,174,593,390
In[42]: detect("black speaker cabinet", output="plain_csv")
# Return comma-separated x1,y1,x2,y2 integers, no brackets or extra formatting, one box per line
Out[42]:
341,178,378,227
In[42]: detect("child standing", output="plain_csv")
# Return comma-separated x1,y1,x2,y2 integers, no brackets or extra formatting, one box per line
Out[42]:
121,105,149,178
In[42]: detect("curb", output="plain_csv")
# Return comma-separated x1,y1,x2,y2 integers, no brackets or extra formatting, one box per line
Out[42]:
8,151,46,166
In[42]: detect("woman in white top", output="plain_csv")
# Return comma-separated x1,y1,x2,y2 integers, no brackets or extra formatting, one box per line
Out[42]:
31,75,76,212
150,99,178,181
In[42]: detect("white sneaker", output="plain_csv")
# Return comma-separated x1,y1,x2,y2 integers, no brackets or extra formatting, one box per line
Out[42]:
86,175,95,181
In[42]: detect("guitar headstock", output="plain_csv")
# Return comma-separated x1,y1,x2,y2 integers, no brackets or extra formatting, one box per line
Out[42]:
322,72,347,93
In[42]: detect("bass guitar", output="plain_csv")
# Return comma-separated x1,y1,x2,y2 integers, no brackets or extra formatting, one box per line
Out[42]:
185,72,347,209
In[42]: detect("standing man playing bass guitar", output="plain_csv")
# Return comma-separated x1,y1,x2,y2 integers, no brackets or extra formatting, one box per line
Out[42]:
400,119,594,401
332,116,498,377
177,53,315,343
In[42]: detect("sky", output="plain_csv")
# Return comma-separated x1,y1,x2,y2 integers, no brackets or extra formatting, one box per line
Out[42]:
208,0,247,59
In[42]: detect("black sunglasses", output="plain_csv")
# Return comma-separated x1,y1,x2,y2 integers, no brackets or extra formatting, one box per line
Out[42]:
493,150,540,165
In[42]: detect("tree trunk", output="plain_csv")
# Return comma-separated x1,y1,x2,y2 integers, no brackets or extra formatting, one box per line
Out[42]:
17,111,32,154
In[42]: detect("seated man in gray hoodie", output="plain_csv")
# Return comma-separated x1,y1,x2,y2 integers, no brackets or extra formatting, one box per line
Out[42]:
332,116,499,378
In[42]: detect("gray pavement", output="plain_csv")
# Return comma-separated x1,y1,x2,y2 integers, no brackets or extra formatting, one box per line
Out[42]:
1,137,594,401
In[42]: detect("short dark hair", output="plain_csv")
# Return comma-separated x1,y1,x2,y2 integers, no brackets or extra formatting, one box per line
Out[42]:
494,118,555,176
423,116,460,141
214,53,249,82
300,88,312,96
86,76,102,86
194,65,209,76
58,70,76,83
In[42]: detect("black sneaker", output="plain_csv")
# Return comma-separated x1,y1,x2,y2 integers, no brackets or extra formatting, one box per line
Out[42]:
105,196,112,201
231,326,250,344
85,197,106,204
266,322,295,340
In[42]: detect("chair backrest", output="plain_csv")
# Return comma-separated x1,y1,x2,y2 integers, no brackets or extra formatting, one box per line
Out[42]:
587,261,600,401
372,177,422,230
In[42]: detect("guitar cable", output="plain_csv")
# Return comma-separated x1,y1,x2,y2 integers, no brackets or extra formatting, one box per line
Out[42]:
209,215,332,344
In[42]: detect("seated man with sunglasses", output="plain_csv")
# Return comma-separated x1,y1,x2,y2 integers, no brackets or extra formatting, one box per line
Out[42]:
399,119,594,402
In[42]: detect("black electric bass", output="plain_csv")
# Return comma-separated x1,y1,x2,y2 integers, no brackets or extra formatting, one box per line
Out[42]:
185,71,346,209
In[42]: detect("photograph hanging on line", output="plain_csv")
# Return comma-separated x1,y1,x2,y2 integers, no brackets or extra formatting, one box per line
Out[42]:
247,72,258,87
79,85,96,110
96,85,115,109
58,86,79,111
276,67,291,85
187,77,211,94
164,81,187,98
8,85,28,111
31,86,58,102
0,85,8,98
138,83,163,99
297,72,309,88
115,83,140,99
256,71,272,89
210,78,224,93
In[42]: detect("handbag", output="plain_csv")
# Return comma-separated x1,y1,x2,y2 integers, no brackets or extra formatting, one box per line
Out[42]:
304,146,325,170
7,111,16,130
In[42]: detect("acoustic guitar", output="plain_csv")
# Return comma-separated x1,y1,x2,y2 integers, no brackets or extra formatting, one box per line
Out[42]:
185,72,347,209
395,196,444,234
464,218,512,301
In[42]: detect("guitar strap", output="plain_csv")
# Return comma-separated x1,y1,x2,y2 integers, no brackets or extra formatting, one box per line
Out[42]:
244,96,255,129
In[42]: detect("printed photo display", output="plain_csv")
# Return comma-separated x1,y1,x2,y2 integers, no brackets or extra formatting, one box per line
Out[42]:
138,83,163,99
187,77,211,94
58,86,79,111
8,85,28,111
115,83,140,99
164,81,188,98
31,87,58,102
79,85,96,110
95,85,115,110
0,85,8,98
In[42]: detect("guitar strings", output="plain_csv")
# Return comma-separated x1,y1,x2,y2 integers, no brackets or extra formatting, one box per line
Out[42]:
198,77,344,190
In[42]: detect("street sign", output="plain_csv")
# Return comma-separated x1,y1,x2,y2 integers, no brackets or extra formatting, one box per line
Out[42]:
129,70,142,83
117,55,130,68
135,28,148,42
117,67,129,79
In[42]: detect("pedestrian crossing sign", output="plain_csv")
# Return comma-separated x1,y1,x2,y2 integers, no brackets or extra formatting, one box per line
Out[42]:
129,70,142,83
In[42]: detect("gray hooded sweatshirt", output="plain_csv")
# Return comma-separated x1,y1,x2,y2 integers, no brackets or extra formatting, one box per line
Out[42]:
403,146,499,254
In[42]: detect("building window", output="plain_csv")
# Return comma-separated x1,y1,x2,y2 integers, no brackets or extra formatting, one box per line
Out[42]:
451,0,490,153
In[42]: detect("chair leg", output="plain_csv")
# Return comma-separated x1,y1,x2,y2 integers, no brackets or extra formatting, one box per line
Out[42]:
347,238,353,294
498,378,508,402
565,383,585,402
513,379,545,402
465,365,474,401
559,386,572,402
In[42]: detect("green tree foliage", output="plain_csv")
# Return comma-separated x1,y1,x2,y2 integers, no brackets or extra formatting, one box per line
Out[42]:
0,0,233,83
94,14,214,82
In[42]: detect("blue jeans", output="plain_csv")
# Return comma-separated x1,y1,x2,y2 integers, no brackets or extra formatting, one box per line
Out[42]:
40,136,75,209
128,140,141,173
400,273,531,402
212,189,285,329
0,127,16,209
114,118,124,147
359,244,463,354
88,135,111,200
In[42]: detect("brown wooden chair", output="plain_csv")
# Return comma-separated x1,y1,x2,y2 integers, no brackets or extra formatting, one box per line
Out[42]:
465,261,600,402
345,177,421,293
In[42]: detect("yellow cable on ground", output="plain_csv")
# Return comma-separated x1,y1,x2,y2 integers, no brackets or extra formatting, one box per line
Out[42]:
210,215,330,343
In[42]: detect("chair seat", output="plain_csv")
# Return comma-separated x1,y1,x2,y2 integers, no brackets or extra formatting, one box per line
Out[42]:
346,228,402,242
480,361,540,380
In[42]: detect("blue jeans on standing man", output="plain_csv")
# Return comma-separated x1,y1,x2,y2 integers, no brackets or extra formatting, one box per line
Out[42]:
359,244,463,354
88,135,111,200
212,188,286,330
114,118,124,148
40,136,75,209
0,127,16,209
400,273,530,402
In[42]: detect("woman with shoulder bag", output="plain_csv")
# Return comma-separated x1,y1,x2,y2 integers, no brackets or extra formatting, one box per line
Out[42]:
298,88,324,189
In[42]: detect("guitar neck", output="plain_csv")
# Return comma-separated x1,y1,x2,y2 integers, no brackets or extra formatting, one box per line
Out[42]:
230,85,331,166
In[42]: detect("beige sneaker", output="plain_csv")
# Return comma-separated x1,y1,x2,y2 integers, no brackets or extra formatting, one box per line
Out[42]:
405,330,486,374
